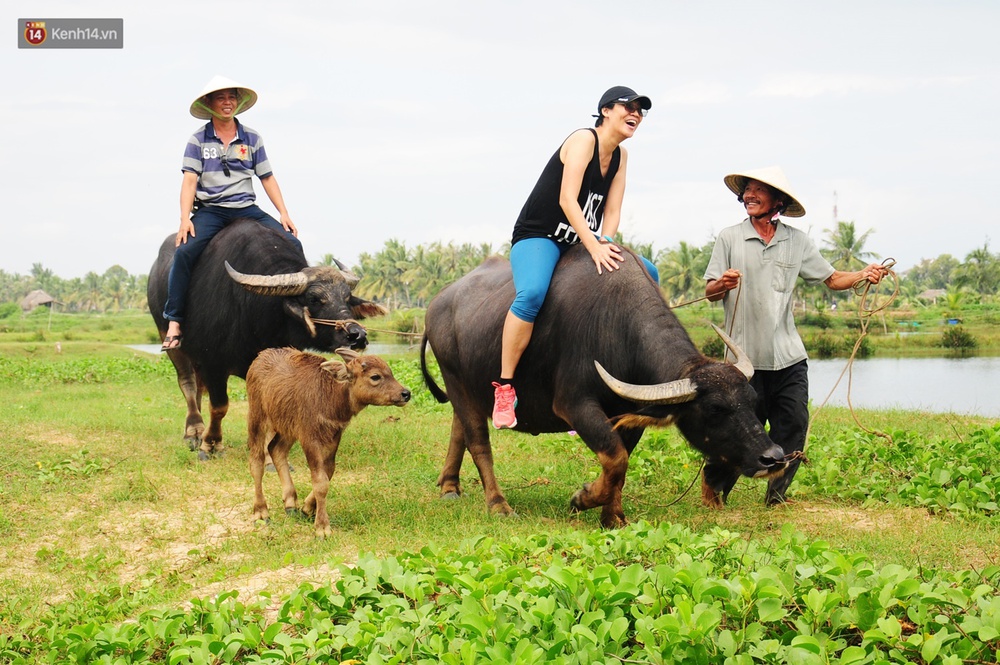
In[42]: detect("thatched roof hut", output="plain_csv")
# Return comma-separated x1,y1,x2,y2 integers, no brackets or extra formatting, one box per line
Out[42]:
20,289,56,312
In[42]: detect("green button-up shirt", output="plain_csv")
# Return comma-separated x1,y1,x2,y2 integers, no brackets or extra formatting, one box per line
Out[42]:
704,218,835,371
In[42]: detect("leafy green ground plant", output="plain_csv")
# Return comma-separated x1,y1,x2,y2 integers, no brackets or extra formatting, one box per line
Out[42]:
4,523,1000,663
799,424,1000,518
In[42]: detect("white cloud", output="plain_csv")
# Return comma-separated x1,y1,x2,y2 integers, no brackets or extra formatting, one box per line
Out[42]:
752,73,977,99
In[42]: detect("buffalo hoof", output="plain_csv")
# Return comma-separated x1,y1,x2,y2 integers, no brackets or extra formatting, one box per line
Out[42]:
569,484,593,513
315,526,332,539
440,491,461,501
700,479,728,509
197,449,223,461
186,438,200,452
488,500,517,517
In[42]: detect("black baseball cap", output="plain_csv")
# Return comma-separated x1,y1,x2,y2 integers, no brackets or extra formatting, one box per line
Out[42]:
596,86,652,114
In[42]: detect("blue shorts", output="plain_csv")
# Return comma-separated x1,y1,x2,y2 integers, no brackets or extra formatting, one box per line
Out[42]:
509,237,660,323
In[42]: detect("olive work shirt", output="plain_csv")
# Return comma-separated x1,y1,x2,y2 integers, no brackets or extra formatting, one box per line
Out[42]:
704,218,835,371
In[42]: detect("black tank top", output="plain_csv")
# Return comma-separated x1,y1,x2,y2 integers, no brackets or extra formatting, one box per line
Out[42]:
511,128,621,246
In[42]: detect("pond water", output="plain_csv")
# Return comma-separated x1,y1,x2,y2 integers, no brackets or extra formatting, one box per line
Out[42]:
126,342,415,356
128,344,999,418
807,356,1000,418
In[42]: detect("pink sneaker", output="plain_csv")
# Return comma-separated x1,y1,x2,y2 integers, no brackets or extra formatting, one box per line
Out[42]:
492,382,518,429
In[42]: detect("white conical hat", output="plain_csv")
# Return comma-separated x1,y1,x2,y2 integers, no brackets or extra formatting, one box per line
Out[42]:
189,75,257,120
724,165,806,218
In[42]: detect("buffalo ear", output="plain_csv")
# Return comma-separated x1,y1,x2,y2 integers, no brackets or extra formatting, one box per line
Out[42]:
283,301,317,337
349,296,388,319
320,359,352,382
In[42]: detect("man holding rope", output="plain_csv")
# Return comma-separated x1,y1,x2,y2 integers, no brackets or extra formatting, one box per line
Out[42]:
704,166,889,506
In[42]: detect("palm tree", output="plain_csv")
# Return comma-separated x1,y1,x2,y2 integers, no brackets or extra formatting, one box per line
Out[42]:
102,265,130,312
953,243,1000,296
655,241,704,303
821,221,876,271
30,262,55,292
83,272,103,312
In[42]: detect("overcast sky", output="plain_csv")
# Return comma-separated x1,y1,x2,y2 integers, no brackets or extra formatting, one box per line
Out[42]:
4,0,997,279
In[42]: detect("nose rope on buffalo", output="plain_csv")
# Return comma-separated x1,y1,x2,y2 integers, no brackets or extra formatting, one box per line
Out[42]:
310,318,357,330
312,318,424,340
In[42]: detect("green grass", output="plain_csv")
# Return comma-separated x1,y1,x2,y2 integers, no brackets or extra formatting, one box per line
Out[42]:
0,310,160,344
1,321,1000,662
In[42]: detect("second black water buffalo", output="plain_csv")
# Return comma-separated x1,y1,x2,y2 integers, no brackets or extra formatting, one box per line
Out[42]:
420,244,788,527
148,219,385,458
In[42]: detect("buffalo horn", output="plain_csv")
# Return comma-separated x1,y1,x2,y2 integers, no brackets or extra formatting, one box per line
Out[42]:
329,258,361,289
594,361,698,405
225,261,309,296
711,324,754,380
340,270,360,289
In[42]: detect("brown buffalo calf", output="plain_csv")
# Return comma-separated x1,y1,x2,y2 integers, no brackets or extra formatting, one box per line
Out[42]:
246,347,410,537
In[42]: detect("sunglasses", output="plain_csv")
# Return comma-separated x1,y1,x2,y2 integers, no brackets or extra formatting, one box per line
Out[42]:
221,155,230,177
617,101,648,117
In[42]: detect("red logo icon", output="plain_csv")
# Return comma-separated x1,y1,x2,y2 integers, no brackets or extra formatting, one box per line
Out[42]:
24,21,47,46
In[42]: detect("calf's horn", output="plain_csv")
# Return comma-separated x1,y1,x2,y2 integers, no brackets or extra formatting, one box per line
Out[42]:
711,324,754,380
225,261,309,296
335,347,360,362
595,361,698,405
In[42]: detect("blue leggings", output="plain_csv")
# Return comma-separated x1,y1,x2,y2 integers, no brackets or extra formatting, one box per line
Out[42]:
163,204,302,322
509,237,660,322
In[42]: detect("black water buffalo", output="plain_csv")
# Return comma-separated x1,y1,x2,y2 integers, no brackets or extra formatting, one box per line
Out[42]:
420,244,788,527
147,219,385,458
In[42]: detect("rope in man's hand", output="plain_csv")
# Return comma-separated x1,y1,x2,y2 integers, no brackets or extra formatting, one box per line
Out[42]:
812,257,899,445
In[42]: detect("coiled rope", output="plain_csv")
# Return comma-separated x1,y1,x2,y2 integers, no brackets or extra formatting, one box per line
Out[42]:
808,258,899,444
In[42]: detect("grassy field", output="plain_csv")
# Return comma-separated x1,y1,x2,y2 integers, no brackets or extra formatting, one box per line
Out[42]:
1,315,999,662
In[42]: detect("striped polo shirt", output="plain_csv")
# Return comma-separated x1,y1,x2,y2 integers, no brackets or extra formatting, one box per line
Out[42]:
181,119,273,208
704,218,835,371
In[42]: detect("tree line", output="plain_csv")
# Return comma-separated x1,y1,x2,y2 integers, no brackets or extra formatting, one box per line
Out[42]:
3,223,998,314
0,264,148,314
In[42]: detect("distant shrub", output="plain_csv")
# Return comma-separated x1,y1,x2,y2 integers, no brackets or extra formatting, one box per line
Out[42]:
0,303,19,319
942,325,977,350
798,311,832,329
810,333,842,358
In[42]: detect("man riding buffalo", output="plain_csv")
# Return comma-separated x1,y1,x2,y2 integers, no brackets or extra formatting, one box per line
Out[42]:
161,75,300,352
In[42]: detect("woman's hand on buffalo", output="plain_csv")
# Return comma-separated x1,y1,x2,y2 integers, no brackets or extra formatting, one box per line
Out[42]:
589,237,624,275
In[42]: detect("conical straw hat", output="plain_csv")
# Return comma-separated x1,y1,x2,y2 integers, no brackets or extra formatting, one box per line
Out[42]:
189,75,257,120
724,165,806,217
